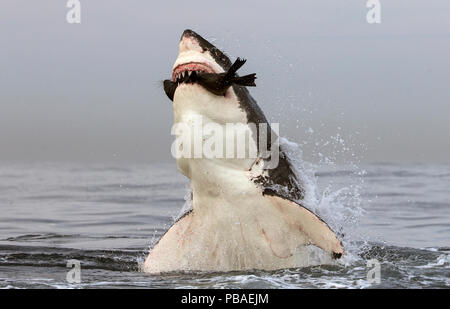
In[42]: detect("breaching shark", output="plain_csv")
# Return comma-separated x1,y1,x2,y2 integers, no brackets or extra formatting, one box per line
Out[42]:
143,30,344,273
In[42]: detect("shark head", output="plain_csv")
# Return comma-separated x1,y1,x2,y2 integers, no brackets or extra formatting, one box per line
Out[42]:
164,29,267,126
172,29,232,80
164,30,303,201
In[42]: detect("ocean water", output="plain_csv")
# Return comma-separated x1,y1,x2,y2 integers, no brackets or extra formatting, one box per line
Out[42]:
0,161,449,289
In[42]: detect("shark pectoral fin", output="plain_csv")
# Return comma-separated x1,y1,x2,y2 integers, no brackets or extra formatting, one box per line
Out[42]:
144,210,194,273
267,195,344,259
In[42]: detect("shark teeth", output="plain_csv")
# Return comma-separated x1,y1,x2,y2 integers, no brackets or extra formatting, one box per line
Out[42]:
172,62,215,82
173,65,213,84
175,69,202,83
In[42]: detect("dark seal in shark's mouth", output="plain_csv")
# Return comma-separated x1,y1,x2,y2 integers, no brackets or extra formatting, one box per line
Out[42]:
163,58,257,100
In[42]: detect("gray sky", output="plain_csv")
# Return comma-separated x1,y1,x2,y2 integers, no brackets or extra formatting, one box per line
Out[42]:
1,0,449,164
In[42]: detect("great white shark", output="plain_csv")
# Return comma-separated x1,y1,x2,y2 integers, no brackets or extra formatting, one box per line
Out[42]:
143,30,344,273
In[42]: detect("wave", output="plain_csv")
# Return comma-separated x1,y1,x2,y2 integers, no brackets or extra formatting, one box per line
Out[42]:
1,242,448,289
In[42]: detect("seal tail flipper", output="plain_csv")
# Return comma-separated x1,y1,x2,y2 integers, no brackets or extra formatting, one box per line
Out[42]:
232,73,257,87
225,57,247,78
266,195,344,259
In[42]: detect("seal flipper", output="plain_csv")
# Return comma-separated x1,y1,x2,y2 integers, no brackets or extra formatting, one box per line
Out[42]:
232,73,256,87
195,57,257,96
143,210,194,273
163,80,177,101
224,57,247,80
225,58,256,87
265,195,344,259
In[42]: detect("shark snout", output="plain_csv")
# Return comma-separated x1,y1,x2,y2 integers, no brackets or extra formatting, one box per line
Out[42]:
173,30,225,75
179,29,204,54
180,29,199,41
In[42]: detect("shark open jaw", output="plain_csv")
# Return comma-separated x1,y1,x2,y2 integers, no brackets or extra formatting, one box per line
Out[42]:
164,30,257,99
171,62,215,83
165,58,257,98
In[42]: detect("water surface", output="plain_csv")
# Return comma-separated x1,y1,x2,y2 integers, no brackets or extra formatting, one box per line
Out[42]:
0,162,449,288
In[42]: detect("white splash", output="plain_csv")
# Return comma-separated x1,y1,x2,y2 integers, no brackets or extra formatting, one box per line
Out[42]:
279,137,366,264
